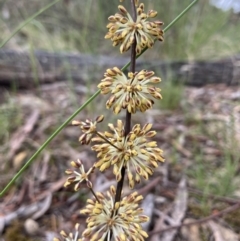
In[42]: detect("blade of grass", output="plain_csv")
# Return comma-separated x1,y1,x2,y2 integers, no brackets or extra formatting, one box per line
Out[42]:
0,0,62,49
0,91,100,196
0,0,198,196
121,0,199,70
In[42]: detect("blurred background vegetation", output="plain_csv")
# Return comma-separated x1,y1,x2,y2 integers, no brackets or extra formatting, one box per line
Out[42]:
0,0,239,60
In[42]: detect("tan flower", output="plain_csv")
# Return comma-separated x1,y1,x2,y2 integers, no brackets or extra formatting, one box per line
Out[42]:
72,115,104,145
105,3,164,54
92,120,164,188
80,186,149,241
64,159,95,190
98,67,162,114
53,223,82,241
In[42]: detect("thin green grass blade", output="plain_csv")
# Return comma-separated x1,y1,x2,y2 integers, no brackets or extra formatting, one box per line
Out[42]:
0,0,198,196
0,91,100,196
0,0,62,49
164,0,198,32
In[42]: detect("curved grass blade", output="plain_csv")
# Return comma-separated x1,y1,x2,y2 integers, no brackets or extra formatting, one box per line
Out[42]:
0,0,62,49
0,0,198,196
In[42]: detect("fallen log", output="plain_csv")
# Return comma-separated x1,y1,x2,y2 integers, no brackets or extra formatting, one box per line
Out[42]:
0,49,239,88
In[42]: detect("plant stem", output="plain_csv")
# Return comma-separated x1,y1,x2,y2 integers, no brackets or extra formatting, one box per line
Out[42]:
95,132,121,151
164,0,198,33
89,187,100,203
114,0,137,207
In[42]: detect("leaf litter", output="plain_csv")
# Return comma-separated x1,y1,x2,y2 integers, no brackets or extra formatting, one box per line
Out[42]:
0,82,240,240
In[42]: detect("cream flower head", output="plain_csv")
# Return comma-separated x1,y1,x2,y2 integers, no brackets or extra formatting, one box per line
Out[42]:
64,159,95,190
72,115,104,145
105,2,164,54
92,120,164,188
80,186,149,241
98,67,162,114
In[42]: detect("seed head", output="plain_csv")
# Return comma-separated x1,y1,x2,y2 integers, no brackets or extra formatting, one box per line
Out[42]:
73,115,104,145
92,120,164,188
64,159,95,190
98,67,162,114
80,186,149,241
105,2,164,54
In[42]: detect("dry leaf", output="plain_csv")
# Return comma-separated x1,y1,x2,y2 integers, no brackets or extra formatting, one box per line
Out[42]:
181,218,201,241
13,151,27,169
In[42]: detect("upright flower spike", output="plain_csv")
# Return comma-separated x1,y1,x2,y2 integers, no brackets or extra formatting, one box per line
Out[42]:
105,2,164,54
80,186,149,241
92,120,164,188
98,67,162,114
72,115,104,145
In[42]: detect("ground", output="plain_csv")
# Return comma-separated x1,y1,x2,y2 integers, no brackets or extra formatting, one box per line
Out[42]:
0,82,240,241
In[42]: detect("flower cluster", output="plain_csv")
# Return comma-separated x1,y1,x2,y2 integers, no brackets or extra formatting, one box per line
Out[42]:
105,3,164,54
64,159,95,190
80,185,148,241
92,120,164,188
72,115,104,145
98,67,162,114
55,1,165,240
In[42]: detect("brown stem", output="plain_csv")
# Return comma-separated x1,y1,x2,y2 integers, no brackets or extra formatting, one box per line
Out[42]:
131,0,137,23
89,187,100,203
95,132,121,151
130,0,137,73
114,0,137,207
106,2,138,241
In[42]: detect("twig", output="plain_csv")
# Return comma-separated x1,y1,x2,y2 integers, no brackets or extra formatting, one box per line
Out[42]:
149,201,240,236
165,181,239,205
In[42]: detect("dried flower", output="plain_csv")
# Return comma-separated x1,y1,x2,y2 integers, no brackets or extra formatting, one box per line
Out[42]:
72,115,104,145
80,186,149,241
92,120,164,188
53,223,82,241
105,3,164,54
64,159,95,190
98,67,162,114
